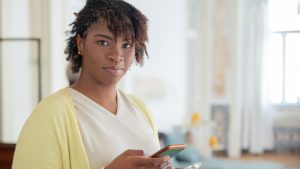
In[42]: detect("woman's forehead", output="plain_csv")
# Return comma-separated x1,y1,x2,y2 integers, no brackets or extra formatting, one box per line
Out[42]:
87,19,134,40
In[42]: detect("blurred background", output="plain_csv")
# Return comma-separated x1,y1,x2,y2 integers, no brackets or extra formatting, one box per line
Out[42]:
0,0,299,169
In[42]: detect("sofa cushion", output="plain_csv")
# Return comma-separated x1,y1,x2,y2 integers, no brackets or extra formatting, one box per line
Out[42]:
176,145,203,163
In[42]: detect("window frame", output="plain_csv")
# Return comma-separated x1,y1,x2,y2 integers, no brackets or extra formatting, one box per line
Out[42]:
269,30,300,108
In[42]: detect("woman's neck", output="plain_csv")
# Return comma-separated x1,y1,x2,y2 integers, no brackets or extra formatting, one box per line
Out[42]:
71,80,118,114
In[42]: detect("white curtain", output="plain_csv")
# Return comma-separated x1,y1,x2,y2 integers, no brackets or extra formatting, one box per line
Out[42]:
237,0,274,154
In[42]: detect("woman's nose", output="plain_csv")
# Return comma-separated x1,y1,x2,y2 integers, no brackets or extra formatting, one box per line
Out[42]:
107,46,123,62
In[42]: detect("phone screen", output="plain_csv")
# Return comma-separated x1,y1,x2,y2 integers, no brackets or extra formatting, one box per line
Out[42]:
156,148,184,157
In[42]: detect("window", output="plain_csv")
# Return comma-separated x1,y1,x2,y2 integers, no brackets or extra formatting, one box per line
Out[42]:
268,0,300,106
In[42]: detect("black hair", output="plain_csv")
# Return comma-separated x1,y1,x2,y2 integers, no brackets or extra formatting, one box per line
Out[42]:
65,0,148,73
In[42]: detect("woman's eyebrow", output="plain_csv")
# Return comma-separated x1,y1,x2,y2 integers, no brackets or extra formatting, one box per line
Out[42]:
94,34,113,40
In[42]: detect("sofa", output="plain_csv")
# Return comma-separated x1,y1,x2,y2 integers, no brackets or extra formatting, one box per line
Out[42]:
159,129,284,169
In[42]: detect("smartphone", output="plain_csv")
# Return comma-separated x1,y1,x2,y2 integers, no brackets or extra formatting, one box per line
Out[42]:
150,144,187,158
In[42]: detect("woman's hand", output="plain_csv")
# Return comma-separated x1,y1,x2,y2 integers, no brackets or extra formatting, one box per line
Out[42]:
105,150,173,169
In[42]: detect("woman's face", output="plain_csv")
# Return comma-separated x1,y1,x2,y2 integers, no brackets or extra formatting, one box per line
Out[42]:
76,20,135,87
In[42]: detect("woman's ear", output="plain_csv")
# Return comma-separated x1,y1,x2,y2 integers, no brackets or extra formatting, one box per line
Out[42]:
76,35,83,54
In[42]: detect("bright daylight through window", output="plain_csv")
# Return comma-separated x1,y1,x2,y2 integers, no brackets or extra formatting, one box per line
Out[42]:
268,0,300,105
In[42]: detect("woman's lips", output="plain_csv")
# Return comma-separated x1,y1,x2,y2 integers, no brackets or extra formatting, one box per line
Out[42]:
103,66,124,76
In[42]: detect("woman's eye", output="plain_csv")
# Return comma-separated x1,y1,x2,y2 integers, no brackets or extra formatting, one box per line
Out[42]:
97,40,109,46
122,43,133,49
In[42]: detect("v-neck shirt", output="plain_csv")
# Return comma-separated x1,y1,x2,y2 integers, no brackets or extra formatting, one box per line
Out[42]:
68,88,159,169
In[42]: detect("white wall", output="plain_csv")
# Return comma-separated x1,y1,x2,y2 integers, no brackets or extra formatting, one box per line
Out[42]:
124,0,188,132
48,0,69,93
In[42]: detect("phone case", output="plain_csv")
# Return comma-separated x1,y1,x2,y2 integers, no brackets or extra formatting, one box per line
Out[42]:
151,144,187,158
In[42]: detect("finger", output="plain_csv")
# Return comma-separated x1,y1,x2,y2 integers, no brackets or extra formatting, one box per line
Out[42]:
158,162,170,169
158,157,172,169
135,155,170,167
123,149,145,156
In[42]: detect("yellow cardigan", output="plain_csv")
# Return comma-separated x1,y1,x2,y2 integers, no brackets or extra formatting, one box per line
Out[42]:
12,88,159,169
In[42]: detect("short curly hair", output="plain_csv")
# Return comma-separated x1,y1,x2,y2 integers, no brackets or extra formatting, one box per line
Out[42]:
65,0,149,73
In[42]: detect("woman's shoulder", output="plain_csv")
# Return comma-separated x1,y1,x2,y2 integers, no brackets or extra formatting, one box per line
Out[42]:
36,88,71,109
39,88,71,106
32,88,74,122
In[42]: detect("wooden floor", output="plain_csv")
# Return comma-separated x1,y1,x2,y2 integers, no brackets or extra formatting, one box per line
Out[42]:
222,152,300,169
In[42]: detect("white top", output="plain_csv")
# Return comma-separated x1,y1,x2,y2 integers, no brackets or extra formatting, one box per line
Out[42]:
68,88,160,169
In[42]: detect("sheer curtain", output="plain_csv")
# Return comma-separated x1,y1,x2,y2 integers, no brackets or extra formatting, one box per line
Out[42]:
237,0,274,154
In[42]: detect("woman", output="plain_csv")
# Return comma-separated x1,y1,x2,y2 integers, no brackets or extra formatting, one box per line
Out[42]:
12,0,172,168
